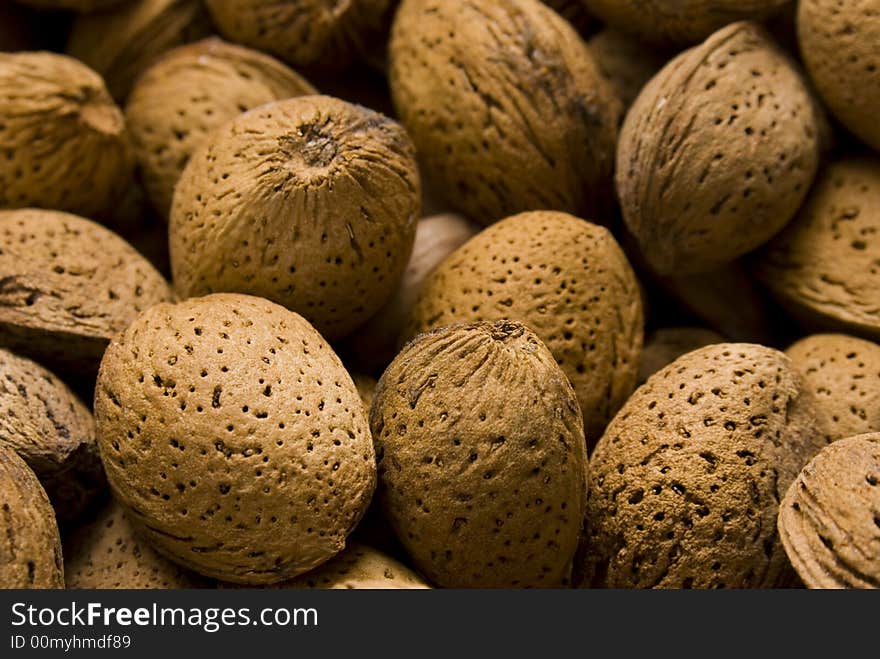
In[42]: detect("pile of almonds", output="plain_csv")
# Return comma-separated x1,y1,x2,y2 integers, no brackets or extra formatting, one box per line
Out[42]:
1,0,878,590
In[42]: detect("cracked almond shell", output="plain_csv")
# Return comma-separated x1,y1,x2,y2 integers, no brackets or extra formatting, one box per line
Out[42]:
169,95,420,342
582,0,791,45
617,21,821,275
67,0,214,101
0,209,173,376
0,51,133,217
205,0,395,73
785,334,880,441
754,157,880,340
778,433,880,589
94,293,377,584
65,499,205,589
389,0,621,225
0,444,64,588
126,37,317,218
370,320,588,588
0,348,105,525
580,343,830,588
798,0,880,152
404,211,644,446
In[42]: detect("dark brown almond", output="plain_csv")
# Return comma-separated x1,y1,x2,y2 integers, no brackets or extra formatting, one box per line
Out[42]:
205,0,395,74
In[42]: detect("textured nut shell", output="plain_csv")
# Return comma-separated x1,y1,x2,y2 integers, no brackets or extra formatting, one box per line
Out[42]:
582,0,790,45
0,209,173,374
126,38,317,218
273,543,430,589
589,29,669,109
170,95,420,342
0,444,64,588
637,327,724,384
389,0,621,225
779,433,880,588
94,293,376,584
343,213,479,373
0,52,133,217
617,22,821,275
785,334,880,441
371,320,588,588
65,500,205,589
405,211,644,445
206,0,394,73
754,158,880,340
0,348,104,524
798,1,880,151
581,343,830,588
67,0,214,101
16,0,125,11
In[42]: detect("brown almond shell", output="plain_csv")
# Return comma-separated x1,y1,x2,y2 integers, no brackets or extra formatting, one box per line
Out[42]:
0,444,64,589
169,95,420,342
389,0,621,225
754,157,880,340
0,348,105,524
778,433,880,589
0,52,133,217
797,0,880,152
64,499,206,589
580,343,830,588
94,293,377,585
404,211,644,446
785,334,880,441
617,21,821,275
0,209,173,376
126,37,317,218
205,0,395,74
371,320,589,588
